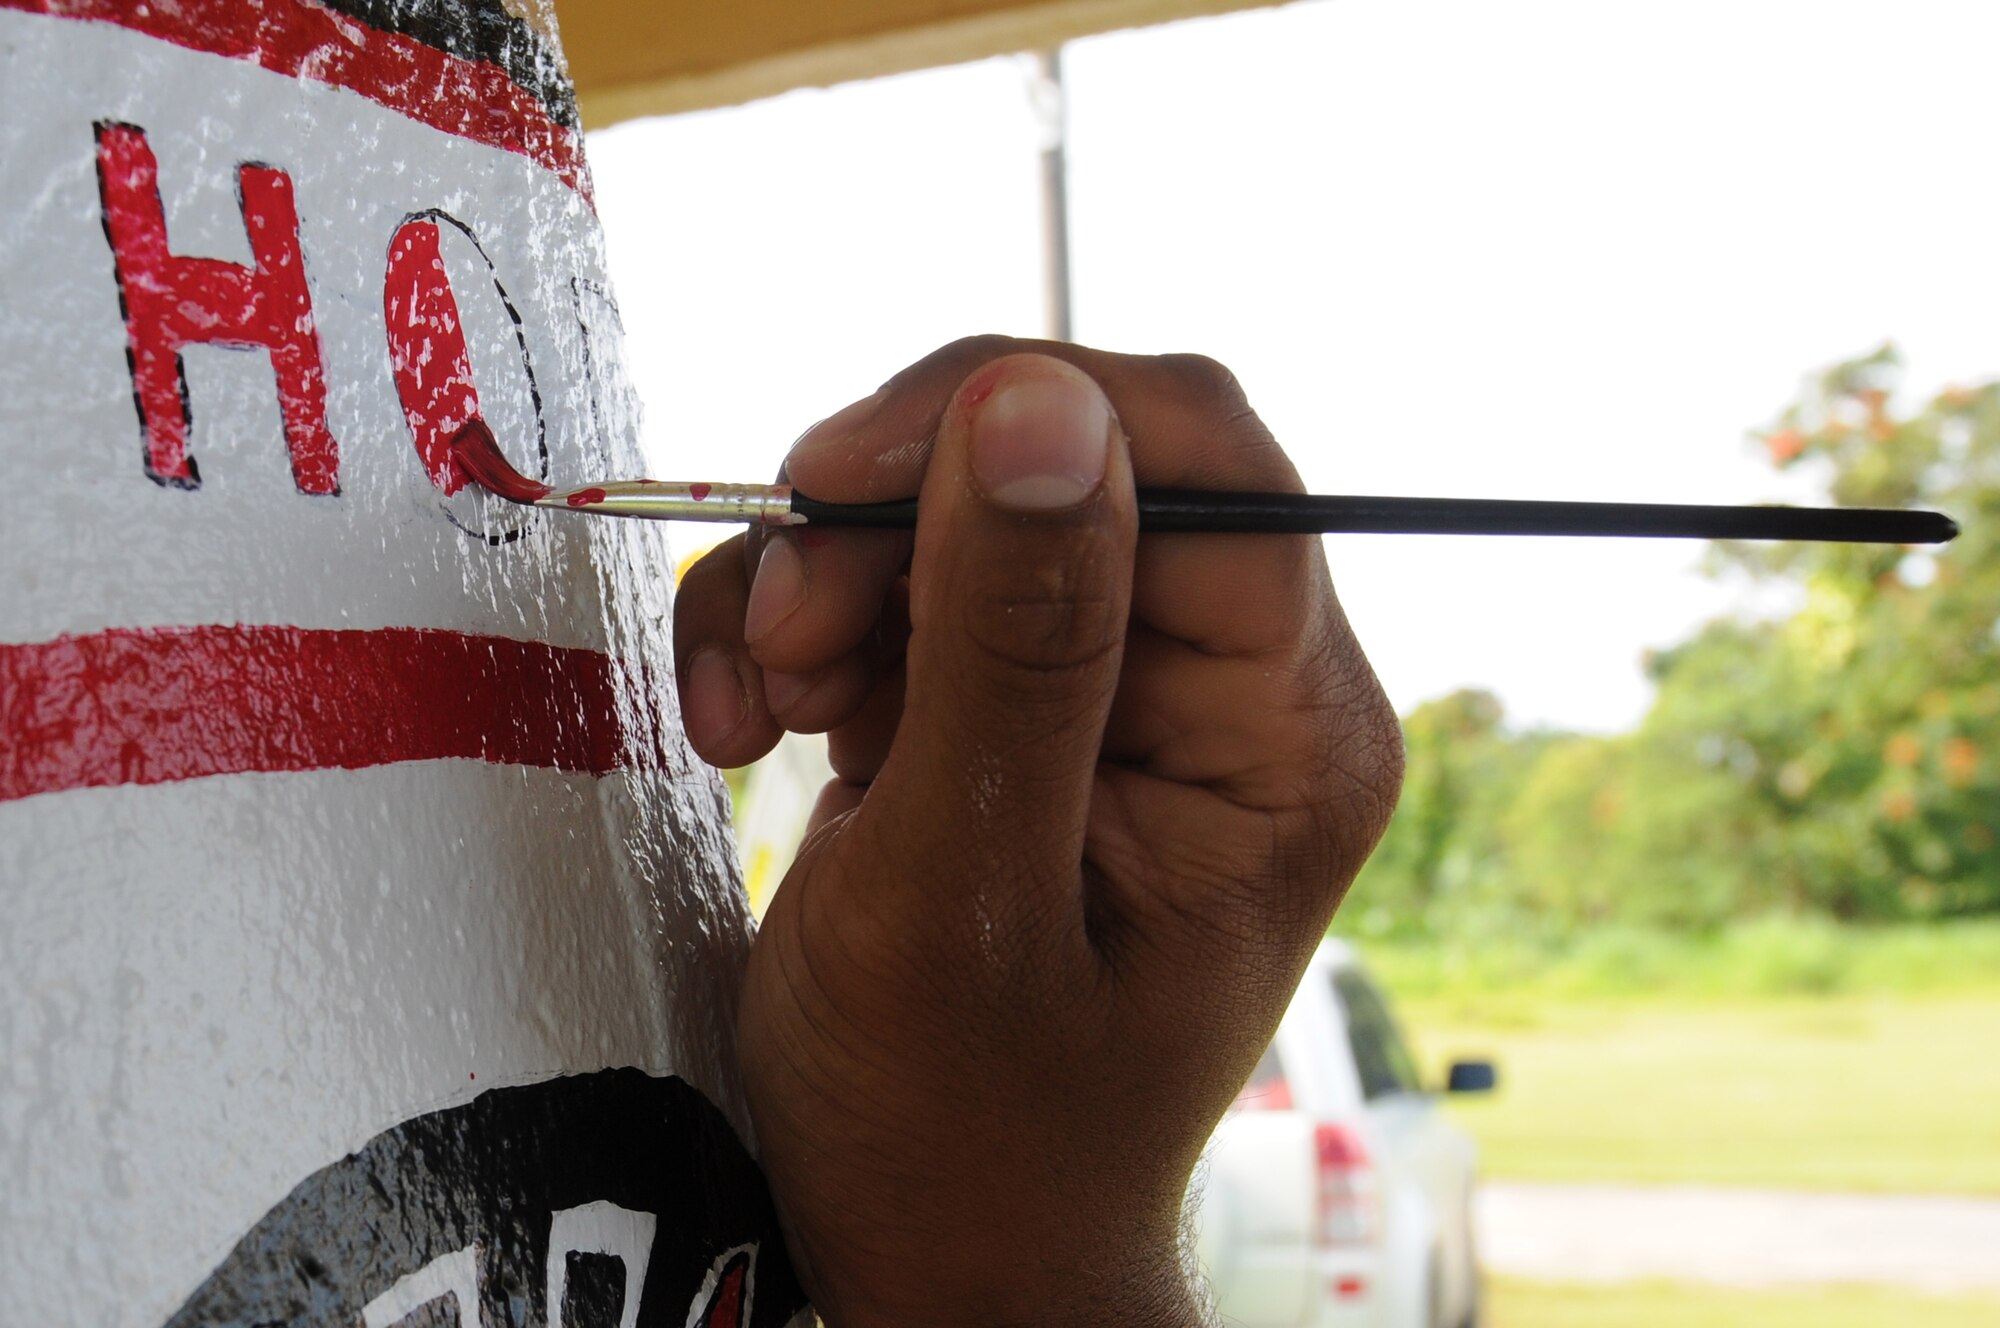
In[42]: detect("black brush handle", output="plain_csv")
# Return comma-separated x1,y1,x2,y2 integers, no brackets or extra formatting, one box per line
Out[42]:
790,489,1958,544
789,493,922,528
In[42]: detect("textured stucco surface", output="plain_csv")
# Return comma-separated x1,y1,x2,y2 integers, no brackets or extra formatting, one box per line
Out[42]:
0,6,778,1324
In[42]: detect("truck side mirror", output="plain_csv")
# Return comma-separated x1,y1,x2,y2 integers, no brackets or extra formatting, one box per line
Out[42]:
1445,1059,1497,1094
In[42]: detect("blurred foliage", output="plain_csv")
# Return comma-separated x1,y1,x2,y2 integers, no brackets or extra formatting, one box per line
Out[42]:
722,763,749,817
1363,917,2000,1003
1346,346,2000,935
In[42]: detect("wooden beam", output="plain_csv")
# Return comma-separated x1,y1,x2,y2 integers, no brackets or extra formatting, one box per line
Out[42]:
557,0,1286,127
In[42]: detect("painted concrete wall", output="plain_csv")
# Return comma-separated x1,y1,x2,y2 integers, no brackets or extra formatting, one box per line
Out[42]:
0,4,803,1324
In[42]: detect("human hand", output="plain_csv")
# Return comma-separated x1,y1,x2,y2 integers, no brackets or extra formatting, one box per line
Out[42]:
673,338,1404,1327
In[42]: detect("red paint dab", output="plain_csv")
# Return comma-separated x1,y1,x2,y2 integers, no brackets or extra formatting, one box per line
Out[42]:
698,1254,749,1328
567,488,608,508
448,418,552,502
0,624,638,805
688,482,712,501
957,360,1009,411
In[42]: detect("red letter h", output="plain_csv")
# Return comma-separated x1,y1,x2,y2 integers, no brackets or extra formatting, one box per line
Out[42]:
95,123,339,493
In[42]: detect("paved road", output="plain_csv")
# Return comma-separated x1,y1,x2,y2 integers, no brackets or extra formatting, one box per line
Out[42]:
1477,1182,2000,1294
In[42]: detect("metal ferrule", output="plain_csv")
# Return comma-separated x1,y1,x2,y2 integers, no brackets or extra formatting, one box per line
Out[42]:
534,481,802,525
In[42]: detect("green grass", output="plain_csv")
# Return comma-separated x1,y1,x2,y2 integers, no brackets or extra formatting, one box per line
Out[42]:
1353,916,2000,1003
1489,1278,2000,1327
1350,921,2000,1193
1400,996,2000,1195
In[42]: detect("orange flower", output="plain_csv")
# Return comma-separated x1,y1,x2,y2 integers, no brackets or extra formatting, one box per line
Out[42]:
1881,788,1919,822
1942,738,1980,786
1765,429,1806,464
1883,733,1922,767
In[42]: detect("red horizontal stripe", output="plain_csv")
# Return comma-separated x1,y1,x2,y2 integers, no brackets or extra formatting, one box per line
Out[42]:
0,625,629,803
6,0,591,202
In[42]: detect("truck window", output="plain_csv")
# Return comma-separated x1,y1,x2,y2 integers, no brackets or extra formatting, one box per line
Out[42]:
1233,1042,1294,1111
1332,970,1422,1100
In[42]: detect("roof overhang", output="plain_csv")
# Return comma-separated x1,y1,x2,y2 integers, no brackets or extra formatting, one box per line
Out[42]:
555,0,1287,127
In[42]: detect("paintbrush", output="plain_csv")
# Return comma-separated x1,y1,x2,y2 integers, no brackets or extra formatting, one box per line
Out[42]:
448,421,1959,544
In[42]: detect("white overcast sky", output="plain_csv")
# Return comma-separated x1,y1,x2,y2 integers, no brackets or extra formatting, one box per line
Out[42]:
587,0,2000,733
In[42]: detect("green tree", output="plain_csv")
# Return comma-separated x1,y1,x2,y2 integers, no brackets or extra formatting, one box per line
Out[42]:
1691,346,2000,917
1348,688,1550,933
1349,346,2000,933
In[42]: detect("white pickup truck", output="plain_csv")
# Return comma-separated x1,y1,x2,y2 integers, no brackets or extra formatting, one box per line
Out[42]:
1194,942,1495,1328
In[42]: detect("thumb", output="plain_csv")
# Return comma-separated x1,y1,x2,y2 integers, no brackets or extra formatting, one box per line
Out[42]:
862,353,1137,938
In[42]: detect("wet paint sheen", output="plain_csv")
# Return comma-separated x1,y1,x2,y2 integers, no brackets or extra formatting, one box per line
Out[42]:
0,4,797,1326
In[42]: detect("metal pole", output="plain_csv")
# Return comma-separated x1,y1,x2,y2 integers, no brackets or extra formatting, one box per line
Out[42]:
1031,47,1074,343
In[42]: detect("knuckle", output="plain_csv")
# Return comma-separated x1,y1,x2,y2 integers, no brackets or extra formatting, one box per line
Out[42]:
919,333,1023,378
1239,621,1405,887
1155,351,1249,410
1233,734,1403,942
1151,351,1299,486
961,560,1126,680
1304,668,1406,857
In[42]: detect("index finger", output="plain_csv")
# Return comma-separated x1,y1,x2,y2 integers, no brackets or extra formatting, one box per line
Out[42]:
786,336,1315,657
787,335,1306,502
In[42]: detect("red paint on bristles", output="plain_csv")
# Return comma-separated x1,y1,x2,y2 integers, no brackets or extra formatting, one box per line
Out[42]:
449,418,552,502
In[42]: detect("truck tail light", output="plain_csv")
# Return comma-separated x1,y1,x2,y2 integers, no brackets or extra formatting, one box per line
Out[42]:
1313,1122,1378,1246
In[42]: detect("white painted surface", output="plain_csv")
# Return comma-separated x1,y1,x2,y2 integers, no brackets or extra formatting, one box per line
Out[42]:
0,12,613,647
0,8,758,1326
